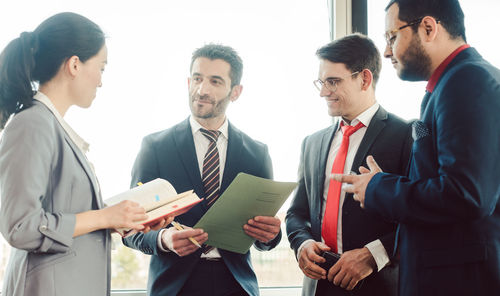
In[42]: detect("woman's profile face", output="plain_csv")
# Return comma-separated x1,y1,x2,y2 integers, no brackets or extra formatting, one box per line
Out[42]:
72,44,108,108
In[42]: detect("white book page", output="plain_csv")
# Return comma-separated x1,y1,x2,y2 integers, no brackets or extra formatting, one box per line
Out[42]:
104,178,179,212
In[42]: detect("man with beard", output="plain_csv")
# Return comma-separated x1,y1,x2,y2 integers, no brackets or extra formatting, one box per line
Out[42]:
123,44,281,296
286,34,412,296
334,0,500,295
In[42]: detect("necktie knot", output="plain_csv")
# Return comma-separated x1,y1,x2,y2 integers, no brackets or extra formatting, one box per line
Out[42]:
200,128,221,143
341,121,365,138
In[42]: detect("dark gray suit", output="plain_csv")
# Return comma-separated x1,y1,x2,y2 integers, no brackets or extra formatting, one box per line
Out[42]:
0,100,110,296
286,106,412,296
123,118,281,296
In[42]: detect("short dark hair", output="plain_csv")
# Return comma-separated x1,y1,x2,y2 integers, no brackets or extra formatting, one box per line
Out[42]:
0,12,105,129
385,0,466,42
316,33,381,88
190,44,243,87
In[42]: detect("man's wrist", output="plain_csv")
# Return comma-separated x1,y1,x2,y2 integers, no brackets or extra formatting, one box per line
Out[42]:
364,239,390,272
157,228,172,252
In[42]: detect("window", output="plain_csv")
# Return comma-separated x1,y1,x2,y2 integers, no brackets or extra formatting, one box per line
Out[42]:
0,0,330,292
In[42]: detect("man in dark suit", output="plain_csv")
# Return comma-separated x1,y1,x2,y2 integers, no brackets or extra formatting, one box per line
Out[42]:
286,34,412,296
123,44,281,296
335,1,500,295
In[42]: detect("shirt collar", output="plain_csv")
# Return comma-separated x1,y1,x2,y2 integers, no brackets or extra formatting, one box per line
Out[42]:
426,44,470,93
33,91,90,154
189,116,229,140
338,102,380,130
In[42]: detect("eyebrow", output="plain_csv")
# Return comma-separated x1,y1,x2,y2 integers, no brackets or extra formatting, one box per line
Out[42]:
324,76,342,81
192,72,226,83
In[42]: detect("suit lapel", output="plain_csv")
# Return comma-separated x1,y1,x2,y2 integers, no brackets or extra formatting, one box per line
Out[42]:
62,135,103,208
174,119,205,199
317,122,338,196
221,122,242,193
350,106,388,173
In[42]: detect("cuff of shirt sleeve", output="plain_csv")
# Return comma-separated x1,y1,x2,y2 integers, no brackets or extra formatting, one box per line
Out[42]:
297,239,316,260
365,239,390,272
157,228,173,253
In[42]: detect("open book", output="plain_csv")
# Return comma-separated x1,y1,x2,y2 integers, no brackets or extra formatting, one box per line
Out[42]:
104,178,202,237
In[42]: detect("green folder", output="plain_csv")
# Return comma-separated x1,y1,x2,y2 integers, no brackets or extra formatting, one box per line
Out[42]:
194,173,297,254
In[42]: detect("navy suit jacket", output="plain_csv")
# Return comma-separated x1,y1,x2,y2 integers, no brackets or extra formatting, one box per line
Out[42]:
123,118,281,296
286,106,412,296
366,48,500,295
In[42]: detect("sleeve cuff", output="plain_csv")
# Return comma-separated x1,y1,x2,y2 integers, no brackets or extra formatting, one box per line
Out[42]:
365,239,390,272
157,228,173,253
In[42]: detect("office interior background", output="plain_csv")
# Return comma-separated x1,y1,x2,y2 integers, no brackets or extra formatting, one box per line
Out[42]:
0,0,498,295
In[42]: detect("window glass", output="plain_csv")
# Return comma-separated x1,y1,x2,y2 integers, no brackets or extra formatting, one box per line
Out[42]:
0,0,331,290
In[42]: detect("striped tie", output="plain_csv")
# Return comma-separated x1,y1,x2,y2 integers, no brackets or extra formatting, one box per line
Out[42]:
200,129,221,206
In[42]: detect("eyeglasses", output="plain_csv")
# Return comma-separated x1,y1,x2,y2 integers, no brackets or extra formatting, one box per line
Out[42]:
384,17,424,47
313,71,359,92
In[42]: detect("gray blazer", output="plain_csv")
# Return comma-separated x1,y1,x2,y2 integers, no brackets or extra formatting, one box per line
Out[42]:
0,101,110,296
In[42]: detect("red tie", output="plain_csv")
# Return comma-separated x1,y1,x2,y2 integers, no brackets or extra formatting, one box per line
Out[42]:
322,121,365,252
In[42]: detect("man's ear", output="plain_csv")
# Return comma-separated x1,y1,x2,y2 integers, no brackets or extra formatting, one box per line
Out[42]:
229,85,243,102
421,16,439,41
360,69,373,91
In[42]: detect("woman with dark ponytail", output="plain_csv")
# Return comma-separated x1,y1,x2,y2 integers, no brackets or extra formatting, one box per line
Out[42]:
0,12,162,296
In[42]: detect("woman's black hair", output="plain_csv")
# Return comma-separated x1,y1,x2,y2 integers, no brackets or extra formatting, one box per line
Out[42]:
0,12,105,129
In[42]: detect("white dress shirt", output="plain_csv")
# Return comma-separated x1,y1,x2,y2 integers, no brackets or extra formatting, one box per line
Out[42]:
158,116,229,258
298,103,390,272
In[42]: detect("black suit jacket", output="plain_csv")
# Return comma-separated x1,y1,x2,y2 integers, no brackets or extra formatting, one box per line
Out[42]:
123,118,281,296
286,106,412,296
366,48,500,295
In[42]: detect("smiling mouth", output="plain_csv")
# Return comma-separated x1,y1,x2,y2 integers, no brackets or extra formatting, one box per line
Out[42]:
194,98,214,105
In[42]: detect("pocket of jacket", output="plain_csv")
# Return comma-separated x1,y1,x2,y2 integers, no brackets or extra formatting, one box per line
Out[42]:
27,250,76,276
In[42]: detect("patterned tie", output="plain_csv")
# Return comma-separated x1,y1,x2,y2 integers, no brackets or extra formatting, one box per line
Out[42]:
200,128,221,206
322,121,365,252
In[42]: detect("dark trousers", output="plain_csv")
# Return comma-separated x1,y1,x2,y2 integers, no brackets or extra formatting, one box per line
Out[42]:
178,258,248,296
315,279,356,296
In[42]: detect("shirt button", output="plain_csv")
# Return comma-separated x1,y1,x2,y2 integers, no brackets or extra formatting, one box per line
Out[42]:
40,225,48,231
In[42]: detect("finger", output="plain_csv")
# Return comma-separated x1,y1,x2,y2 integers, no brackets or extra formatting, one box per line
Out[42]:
149,219,167,231
316,242,331,252
328,261,342,282
303,267,323,280
173,234,206,250
244,223,279,237
165,215,175,225
133,213,149,222
192,232,209,245
346,279,359,291
245,220,280,235
253,216,281,226
366,155,382,172
244,228,274,242
175,228,204,239
341,183,355,194
176,244,200,256
127,223,145,231
332,268,346,285
359,166,370,174
340,273,352,289
331,173,355,184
